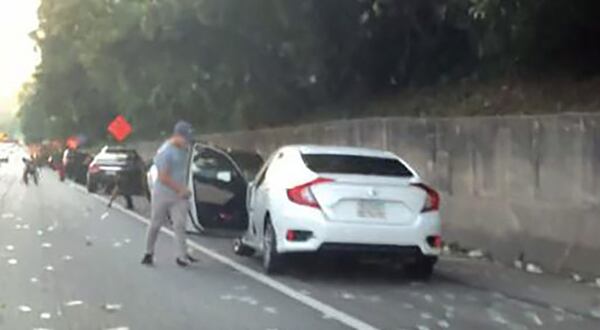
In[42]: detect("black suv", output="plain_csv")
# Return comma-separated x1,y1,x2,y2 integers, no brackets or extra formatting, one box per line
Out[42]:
87,146,145,194
63,149,92,184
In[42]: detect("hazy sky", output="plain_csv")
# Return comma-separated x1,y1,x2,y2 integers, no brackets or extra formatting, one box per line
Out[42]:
0,0,40,115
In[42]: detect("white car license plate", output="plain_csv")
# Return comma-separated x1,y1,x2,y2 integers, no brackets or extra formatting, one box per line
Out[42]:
105,170,117,176
357,200,385,219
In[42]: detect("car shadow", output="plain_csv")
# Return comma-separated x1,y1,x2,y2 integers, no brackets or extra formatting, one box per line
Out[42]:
277,254,443,286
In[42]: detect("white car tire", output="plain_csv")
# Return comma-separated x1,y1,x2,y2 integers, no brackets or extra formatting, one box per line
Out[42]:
262,218,285,274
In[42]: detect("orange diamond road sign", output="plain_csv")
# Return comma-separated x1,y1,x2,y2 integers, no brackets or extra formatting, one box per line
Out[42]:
107,115,132,142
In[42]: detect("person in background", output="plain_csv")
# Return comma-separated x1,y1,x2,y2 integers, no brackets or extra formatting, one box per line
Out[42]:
22,155,38,184
141,121,197,267
107,153,149,210
49,149,65,181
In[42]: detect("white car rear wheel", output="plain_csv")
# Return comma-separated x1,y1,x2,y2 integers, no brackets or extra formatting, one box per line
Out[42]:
262,219,284,274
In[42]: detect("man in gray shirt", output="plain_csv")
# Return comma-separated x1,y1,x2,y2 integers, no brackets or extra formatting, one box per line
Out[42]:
142,121,197,267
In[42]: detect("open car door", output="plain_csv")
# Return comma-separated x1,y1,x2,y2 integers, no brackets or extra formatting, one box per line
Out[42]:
189,144,263,231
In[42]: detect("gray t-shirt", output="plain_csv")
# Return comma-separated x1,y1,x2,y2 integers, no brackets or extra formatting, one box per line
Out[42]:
153,141,189,197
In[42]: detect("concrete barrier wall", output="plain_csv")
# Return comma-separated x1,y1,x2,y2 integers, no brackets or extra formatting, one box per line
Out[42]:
134,113,600,276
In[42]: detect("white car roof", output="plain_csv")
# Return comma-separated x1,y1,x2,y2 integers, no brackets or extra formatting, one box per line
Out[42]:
284,145,396,159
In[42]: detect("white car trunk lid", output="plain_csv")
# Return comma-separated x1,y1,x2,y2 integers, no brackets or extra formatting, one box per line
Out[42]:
310,174,425,225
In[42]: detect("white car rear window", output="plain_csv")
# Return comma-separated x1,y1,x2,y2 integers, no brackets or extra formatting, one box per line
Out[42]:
301,154,413,177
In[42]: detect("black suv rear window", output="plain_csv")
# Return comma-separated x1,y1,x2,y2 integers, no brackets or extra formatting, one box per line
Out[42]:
301,154,413,177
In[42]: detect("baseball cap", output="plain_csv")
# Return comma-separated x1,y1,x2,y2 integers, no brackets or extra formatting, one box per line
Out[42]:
173,120,194,143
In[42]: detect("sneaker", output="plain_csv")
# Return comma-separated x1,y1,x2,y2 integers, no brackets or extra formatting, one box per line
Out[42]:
176,257,190,267
186,254,198,263
141,253,153,266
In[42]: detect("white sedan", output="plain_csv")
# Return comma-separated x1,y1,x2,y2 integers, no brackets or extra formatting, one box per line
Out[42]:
234,145,442,278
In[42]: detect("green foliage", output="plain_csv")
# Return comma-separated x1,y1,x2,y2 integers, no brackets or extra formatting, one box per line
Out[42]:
19,0,600,142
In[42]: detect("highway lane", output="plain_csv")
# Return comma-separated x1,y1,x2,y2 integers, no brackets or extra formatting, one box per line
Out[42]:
0,161,350,330
1,157,600,330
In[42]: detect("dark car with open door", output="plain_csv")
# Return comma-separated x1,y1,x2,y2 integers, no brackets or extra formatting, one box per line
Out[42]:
189,144,263,231
87,146,146,195
148,143,263,232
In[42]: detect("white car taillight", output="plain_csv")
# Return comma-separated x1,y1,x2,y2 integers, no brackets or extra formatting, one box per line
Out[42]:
411,183,440,213
286,177,334,209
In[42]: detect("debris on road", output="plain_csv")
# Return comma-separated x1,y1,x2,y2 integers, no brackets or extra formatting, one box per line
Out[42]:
104,327,130,330
17,305,32,313
1,213,14,219
513,260,524,269
525,311,544,326
65,300,84,307
437,319,450,328
340,292,356,300
39,312,52,320
100,212,110,220
7,258,18,265
420,312,433,320
238,296,258,306
525,263,543,274
36,230,44,236
41,242,52,248
5,245,14,251
468,249,485,259
85,235,94,246
263,306,278,314
571,273,582,282
62,255,73,261
45,265,54,271
102,303,123,313
487,309,509,325
30,277,38,283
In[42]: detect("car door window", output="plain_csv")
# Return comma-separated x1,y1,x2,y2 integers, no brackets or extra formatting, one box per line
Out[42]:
192,148,238,186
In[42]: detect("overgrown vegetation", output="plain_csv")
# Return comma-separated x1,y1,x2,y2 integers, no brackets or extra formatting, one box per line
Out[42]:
19,0,600,142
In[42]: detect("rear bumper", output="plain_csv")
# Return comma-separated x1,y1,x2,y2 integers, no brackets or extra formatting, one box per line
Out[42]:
273,210,441,257
87,172,117,185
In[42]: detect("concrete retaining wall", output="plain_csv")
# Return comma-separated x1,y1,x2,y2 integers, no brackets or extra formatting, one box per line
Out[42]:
134,113,600,276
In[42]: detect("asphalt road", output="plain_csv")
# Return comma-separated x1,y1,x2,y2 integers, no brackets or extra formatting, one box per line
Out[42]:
1,155,600,330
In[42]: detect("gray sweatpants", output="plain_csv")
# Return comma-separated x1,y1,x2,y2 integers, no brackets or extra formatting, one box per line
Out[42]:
145,192,189,259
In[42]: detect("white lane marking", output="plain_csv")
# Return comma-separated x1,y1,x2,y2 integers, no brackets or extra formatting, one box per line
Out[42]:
72,184,379,330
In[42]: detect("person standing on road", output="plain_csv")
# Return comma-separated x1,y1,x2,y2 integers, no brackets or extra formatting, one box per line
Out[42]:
107,153,150,210
142,121,197,267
